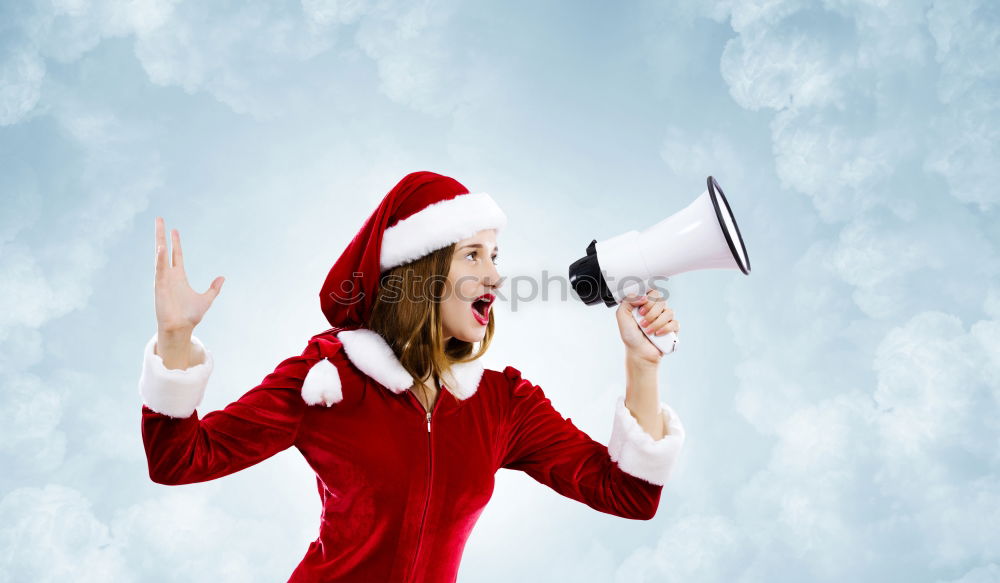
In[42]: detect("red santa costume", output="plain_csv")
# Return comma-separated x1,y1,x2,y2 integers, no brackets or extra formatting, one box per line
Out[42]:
138,171,686,582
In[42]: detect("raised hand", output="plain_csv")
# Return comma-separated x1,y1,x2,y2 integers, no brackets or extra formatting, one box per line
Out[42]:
154,216,224,335
616,288,679,365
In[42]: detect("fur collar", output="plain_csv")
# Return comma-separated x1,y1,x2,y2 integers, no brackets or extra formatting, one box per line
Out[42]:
336,328,485,401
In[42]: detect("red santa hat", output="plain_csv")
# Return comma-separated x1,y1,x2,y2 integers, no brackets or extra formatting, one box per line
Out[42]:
319,170,508,330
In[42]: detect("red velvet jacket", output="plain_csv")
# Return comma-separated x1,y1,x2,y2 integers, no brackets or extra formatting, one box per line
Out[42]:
138,327,686,582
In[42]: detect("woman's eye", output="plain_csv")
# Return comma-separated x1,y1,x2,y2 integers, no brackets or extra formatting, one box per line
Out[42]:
465,251,499,264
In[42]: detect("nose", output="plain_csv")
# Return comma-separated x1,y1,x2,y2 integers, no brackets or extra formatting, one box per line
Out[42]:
485,262,503,291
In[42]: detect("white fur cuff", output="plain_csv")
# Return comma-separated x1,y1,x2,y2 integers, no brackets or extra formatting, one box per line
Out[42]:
138,333,213,419
608,395,685,486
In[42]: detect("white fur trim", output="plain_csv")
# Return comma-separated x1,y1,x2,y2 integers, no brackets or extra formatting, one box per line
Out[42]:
301,357,343,407
441,358,486,401
380,192,507,271
336,328,485,400
338,328,414,393
608,395,685,486
138,333,213,419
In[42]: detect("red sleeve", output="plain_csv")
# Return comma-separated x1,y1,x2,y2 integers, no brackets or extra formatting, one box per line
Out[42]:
138,334,322,486
499,366,684,521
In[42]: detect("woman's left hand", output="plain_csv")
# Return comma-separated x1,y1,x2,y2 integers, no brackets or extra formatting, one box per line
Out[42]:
616,288,679,365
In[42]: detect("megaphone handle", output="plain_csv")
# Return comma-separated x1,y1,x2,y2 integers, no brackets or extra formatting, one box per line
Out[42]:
631,305,679,355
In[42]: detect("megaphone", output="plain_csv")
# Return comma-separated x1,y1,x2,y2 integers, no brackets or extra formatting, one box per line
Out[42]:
568,176,751,356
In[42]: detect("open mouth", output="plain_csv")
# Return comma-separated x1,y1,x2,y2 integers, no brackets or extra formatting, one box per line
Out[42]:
471,294,495,325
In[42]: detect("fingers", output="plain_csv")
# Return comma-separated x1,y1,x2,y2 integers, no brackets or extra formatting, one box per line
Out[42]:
638,307,679,336
639,303,673,324
155,217,167,279
171,229,184,270
649,312,679,336
155,241,167,279
624,291,650,307
204,276,225,301
638,289,669,319
155,216,166,252
636,289,677,336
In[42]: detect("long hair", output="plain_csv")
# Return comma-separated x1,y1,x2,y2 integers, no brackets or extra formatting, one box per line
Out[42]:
367,242,495,398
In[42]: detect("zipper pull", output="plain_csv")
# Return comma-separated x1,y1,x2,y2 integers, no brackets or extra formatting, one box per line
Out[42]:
426,411,431,433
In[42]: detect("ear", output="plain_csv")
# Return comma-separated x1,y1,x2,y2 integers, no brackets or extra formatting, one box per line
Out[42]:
301,357,343,407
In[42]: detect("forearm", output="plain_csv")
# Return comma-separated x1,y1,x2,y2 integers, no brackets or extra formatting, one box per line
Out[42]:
624,353,666,440
155,329,202,370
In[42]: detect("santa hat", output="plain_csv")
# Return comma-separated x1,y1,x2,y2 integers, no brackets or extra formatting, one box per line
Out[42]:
319,171,507,330
300,171,507,407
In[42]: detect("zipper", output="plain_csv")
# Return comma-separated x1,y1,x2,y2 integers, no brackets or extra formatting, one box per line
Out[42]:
405,384,442,582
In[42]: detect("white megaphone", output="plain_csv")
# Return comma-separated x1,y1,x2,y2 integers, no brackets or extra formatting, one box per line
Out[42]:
568,176,751,355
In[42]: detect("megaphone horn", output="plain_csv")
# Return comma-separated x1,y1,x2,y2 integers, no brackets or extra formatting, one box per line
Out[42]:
568,176,751,355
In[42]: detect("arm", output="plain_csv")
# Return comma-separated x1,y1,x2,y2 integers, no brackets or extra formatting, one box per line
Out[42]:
623,353,668,439
617,288,682,442
498,366,685,521
138,333,316,485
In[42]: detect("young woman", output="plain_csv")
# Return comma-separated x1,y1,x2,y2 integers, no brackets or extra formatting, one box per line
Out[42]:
138,171,685,582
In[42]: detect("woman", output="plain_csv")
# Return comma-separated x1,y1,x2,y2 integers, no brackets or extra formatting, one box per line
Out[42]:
138,171,685,582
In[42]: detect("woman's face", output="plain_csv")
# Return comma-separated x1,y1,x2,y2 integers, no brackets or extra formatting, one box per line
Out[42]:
441,229,502,343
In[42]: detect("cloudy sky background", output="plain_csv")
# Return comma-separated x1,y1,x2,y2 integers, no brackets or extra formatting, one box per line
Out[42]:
2,0,999,581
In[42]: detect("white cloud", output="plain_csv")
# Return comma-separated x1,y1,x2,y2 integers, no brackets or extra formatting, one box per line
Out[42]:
130,1,347,119
0,373,66,479
923,0,1000,209
0,49,46,126
0,0,483,122
704,0,1000,577
828,203,997,320
871,309,1000,568
873,310,996,468
0,485,131,582
354,0,473,116
926,0,1000,105
0,97,162,338
616,514,752,583
720,24,850,112
924,93,1000,210
770,109,907,223
1,0,349,121
112,487,308,581
660,127,748,187
721,304,1000,579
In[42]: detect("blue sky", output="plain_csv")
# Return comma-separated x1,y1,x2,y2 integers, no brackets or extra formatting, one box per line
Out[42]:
2,1,998,581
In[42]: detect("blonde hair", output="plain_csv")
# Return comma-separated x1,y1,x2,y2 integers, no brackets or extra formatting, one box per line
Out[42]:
367,242,495,399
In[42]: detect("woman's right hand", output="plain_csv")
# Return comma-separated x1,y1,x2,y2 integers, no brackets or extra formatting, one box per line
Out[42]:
154,216,224,336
